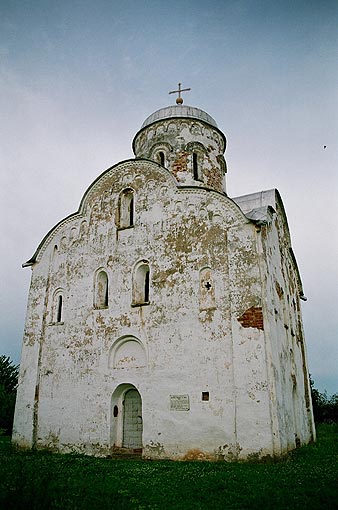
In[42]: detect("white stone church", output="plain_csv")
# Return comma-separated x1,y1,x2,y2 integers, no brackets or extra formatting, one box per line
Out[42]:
13,94,315,460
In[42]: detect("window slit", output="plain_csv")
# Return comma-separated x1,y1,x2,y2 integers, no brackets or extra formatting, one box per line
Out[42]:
193,153,198,180
57,295,63,323
129,195,134,227
144,269,150,303
104,280,109,307
159,151,165,166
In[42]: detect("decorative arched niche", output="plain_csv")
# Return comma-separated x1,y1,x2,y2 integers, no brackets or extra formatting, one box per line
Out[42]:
109,335,147,369
117,188,135,229
199,267,216,311
94,268,109,309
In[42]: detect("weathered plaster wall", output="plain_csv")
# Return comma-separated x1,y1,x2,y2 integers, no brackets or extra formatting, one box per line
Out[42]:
13,114,314,461
13,158,284,460
227,223,274,459
259,200,315,452
12,268,48,448
133,118,227,193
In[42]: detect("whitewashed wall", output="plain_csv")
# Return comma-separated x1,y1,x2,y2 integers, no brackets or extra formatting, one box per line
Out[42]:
13,113,314,459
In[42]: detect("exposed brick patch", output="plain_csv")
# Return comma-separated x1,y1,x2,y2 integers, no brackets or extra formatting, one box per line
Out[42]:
238,306,264,330
172,152,189,180
204,166,223,193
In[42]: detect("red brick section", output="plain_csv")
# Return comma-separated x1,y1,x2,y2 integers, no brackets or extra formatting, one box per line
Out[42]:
204,167,223,193
172,152,189,180
238,306,264,330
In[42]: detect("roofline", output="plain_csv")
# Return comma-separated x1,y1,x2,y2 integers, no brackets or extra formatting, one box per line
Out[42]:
22,158,144,267
274,190,305,299
22,158,246,268
232,188,305,299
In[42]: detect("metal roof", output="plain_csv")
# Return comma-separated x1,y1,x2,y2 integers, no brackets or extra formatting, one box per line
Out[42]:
141,105,218,129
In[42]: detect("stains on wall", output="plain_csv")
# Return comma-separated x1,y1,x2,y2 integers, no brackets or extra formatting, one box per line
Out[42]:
144,441,165,458
13,112,314,460
199,267,216,311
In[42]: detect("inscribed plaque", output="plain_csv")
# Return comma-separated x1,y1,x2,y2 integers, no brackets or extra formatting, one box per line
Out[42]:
170,394,190,411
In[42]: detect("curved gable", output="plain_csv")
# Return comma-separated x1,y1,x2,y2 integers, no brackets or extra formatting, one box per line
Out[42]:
23,159,178,266
175,187,250,227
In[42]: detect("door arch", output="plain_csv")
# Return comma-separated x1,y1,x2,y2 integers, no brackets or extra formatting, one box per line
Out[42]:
122,389,143,448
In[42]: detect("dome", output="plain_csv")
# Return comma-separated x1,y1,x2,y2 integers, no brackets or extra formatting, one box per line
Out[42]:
141,105,218,129
133,102,227,194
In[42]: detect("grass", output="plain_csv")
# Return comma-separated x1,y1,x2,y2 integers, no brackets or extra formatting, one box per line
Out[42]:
0,424,337,510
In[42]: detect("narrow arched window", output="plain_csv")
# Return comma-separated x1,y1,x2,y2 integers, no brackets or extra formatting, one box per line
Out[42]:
52,289,64,324
57,295,63,323
118,188,134,229
144,268,150,303
132,262,150,306
158,151,165,166
193,152,199,180
95,270,109,308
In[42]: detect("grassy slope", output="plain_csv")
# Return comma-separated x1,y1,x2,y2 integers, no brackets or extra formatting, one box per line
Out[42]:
0,424,337,510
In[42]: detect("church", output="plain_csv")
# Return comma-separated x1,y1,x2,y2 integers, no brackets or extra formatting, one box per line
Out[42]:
13,88,315,460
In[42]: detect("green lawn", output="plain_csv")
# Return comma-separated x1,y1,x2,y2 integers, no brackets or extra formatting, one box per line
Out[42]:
1,424,337,510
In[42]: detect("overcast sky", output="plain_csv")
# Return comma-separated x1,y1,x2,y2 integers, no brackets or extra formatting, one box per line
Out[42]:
1,0,337,395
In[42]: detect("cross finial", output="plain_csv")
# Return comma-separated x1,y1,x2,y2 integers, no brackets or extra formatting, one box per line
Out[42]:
169,82,191,104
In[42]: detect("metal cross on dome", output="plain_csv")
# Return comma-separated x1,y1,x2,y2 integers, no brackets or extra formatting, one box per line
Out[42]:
169,82,191,104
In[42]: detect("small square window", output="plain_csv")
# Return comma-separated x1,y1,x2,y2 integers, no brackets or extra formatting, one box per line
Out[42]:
202,391,209,401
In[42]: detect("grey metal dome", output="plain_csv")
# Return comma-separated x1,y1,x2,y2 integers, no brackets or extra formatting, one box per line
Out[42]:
141,105,218,129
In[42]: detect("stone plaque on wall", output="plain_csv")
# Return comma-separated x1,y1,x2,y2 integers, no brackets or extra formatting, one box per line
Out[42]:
170,394,190,411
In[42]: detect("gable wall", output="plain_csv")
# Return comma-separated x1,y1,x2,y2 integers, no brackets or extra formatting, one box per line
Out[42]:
13,160,306,459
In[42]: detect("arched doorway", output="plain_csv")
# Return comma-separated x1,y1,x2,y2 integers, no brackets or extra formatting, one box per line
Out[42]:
122,389,143,448
110,384,143,450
